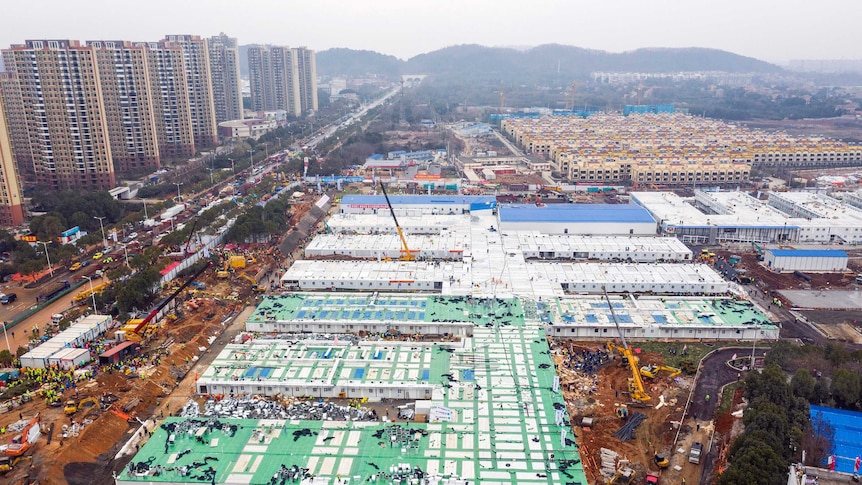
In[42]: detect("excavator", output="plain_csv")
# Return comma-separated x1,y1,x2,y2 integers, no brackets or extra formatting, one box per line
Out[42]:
379,181,415,261
240,273,267,293
640,364,682,380
603,286,651,403
121,261,213,341
5,413,41,457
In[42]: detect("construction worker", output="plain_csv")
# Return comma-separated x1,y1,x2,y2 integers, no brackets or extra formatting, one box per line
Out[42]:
705,394,711,402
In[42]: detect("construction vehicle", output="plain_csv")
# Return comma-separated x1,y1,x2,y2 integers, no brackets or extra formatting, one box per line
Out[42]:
753,242,765,261
689,442,703,464
603,286,650,403
699,248,716,263
120,261,212,341
379,181,415,261
653,452,670,468
645,473,660,484
6,413,41,457
240,273,267,292
216,259,230,279
640,364,682,380
72,281,110,303
609,466,635,485
0,455,25,473
63,400,78,415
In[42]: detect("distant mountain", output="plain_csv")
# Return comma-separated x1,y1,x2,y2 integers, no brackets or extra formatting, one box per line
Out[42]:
316,48,403,79
312,44,780,81
239,43,781,82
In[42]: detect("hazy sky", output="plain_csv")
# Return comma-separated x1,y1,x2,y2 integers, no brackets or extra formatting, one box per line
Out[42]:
1,0,860,63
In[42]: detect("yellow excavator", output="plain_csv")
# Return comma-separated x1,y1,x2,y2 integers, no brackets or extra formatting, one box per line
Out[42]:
640,364,682,379
379,181,415,261
603,286,651,403
240,273,267,292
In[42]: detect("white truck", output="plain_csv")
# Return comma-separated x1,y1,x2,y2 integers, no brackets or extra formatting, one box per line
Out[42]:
689,442,703,464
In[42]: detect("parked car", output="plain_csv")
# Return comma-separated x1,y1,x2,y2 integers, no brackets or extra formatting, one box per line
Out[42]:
69,262,82,271
1,293,17,305
127,232,138,241
93,252,103,260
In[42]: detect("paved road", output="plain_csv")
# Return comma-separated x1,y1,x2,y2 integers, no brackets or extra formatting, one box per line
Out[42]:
688,347,747,421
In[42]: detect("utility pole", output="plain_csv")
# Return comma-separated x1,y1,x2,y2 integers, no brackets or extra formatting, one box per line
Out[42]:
173,182,183,201
94,216,107,250
36,241,54,277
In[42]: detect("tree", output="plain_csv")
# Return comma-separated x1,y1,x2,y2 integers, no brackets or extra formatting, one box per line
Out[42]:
802,412,835,467
0,349,12,366
830,368,861,408
791,369,816,401
717,436,787,485
812,378,832,405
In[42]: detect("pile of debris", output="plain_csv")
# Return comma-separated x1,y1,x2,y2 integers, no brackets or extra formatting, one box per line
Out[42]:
613,412,647,442
180,400,201,418
203,397,288,419
599,448,620,481
283,400,375,421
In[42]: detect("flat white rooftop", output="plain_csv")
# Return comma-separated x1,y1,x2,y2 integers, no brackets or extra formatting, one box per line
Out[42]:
326,213,471,234
501,233,692,261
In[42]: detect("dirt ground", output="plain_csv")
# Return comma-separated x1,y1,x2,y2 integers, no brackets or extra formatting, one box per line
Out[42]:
551,340,691,484
0,252,284,484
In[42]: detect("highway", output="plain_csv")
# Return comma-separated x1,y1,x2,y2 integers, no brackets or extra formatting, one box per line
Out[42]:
306,86,401,150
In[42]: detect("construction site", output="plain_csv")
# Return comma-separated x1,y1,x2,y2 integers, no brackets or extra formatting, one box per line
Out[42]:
5,183,860,485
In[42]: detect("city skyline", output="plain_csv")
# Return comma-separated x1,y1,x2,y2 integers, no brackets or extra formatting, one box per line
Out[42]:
0,0,859,64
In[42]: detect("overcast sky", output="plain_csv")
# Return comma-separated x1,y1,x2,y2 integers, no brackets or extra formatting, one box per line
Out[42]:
1,0,859,63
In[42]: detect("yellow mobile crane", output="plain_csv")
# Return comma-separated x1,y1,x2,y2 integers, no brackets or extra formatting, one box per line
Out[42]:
603,286,651,403
379,181,415,261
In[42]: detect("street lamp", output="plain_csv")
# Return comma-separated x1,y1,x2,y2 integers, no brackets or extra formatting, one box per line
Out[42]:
228,158,234,173
94,216,107,250
36,241,54,277
82,275,97,314
208,168,214,187
121,243,130,268
173,182,183,202
1,321,9,353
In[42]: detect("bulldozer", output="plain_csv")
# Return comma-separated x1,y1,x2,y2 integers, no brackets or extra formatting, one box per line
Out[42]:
608,466,635,485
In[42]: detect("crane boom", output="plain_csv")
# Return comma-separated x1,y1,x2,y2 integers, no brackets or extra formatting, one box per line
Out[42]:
379,181,415,261
603,286,650,402
184,219,198,254
133,261,213,335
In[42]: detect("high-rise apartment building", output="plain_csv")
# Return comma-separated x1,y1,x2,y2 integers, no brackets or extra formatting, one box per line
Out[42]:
248,46,275,113
88,40,161,173
0,73,33,181
0,88,25,225
208,33,243,123
248,45,317,117
137,41,196,159
1,40,115,190
164,35,218,148
294,47,318,113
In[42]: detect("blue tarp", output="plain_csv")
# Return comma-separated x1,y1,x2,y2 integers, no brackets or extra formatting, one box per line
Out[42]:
810,405,862,473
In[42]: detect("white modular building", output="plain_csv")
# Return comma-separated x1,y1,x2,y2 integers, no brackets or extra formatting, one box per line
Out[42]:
764,249,849,273
326,213,469,235
47,347,93,370
497,204,657,236
304,233,469,260
339,195,496,215
502,233,691,262
19,314,111,368
526,262,728,295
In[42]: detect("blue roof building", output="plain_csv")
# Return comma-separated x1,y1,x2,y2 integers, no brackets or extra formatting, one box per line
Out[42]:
498,203,657,235
340,195,497,214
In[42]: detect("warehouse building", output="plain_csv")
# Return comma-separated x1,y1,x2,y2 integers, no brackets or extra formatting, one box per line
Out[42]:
326,213,468,235
280,260,727,296
632,190,862,244
497,204,657,235
305,233,468,260
339,194,496,215
525,262,728,295
546,295,777,341
246,293,476,336
764,249,849,273
502,233,691,262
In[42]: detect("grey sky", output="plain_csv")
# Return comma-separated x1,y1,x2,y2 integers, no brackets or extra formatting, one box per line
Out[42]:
1,0,859,63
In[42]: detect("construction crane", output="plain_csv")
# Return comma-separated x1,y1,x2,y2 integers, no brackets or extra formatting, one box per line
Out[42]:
183,219,198,254
379,181,415,261
122,261,213,340
640,364,682,379
498,91,505,113
603,286,650,403
565,81,577,111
